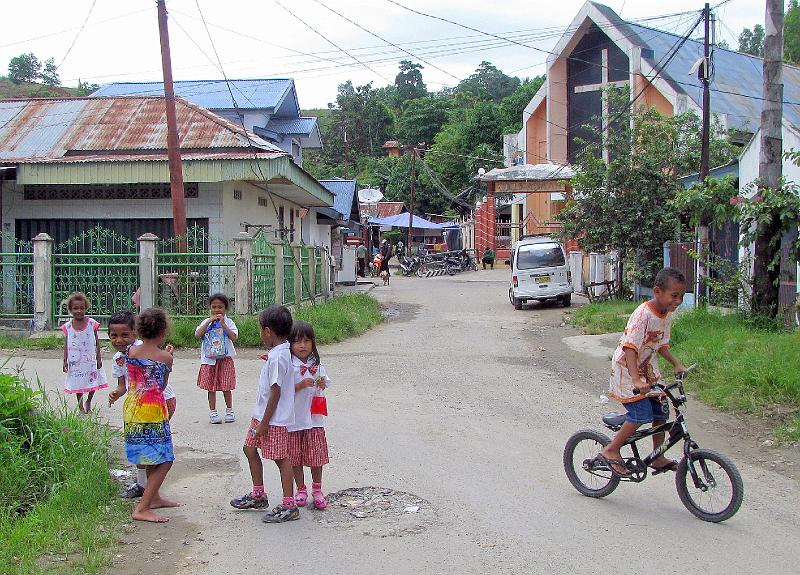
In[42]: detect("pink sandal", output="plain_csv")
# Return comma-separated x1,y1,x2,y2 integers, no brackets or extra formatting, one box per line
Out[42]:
312,489,327,510
294,486,308,507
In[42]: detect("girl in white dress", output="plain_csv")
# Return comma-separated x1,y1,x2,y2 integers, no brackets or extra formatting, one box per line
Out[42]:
61,292,107,413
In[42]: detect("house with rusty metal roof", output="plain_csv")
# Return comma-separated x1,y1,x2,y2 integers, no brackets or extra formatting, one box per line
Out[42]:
0,96,333,246
92,79,322,168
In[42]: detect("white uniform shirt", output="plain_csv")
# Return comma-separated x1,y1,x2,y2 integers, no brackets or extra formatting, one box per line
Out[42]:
252,341,294,426
113,339,175,400
196,316,238,365
287,358,331,432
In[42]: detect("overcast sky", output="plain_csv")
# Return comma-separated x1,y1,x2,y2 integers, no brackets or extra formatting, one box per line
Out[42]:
2,0,769,108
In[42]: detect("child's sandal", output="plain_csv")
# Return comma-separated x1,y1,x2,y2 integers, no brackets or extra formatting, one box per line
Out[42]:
294,487,308,507
312,490,327,510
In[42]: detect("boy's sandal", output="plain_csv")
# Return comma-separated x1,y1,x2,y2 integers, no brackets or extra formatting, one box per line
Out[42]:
594,454,632,478
650,460,678,475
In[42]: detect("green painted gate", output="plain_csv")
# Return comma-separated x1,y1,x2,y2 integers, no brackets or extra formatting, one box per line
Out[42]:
0,232,33,318
252,232,276,311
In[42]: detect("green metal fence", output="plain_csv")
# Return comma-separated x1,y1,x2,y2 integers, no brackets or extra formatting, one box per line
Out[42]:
283,239,296,305
156,225,235,317
252,232,276,311
314,247,324,296
300,245,310,300
52,226,139,324
0,233,33,317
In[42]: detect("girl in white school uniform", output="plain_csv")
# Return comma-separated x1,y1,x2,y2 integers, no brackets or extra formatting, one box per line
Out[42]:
287,321,331,510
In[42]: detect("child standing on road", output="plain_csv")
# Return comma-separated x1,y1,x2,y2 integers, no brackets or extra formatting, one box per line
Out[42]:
108,310,177,499
62,292,107,413
598,268,687,477
230,305,299,523
115,308,178,523
195,293,238,424
288,321,331,510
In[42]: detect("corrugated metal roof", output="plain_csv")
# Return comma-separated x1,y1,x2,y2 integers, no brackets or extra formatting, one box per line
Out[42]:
359,201,406,219
0,96,284,162
591,2,800,131
481,163,576,181
319,177,357,219
26,151,285,164
266,117,318,135
92,79,295,111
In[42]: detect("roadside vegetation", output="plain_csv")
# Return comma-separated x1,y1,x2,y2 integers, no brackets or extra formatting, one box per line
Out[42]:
0,370,126,574
570,302,800,441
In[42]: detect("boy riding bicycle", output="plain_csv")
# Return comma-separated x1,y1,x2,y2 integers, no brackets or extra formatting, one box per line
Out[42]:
598,267,687,477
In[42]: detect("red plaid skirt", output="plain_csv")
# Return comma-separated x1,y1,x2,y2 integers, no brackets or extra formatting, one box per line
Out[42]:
287,428,329,467
243,419,289,461
197,357,236,391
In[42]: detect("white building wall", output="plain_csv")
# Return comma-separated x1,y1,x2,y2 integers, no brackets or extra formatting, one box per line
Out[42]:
221,181,306,242
301,208,332,250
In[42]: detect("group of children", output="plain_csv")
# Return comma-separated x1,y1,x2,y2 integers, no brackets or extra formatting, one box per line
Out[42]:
60,291,331,524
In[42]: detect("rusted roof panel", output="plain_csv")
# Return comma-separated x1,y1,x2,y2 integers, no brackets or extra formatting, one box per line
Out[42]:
0,96,284,162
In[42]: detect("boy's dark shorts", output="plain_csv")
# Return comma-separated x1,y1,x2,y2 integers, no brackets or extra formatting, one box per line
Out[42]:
624,397,669,424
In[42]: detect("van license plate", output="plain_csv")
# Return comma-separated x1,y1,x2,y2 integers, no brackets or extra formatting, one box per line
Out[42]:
534,275,550,284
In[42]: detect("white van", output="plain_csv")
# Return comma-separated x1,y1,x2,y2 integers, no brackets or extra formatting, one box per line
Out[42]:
509,236,573,309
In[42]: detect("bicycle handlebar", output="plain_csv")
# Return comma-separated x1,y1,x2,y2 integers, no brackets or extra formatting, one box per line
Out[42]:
632,364,697,395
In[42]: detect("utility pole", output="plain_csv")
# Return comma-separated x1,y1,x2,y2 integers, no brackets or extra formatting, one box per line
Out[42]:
753,0,784,317
696,2,712,306
157,0,187,243
407,147,416,251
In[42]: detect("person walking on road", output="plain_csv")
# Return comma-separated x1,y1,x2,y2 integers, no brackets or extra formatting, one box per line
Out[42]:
356,242,367,277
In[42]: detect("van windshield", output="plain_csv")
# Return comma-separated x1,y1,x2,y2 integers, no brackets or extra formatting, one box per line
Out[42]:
517,243,565,270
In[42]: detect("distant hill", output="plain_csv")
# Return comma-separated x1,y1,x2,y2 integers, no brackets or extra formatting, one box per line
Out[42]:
0,77,81,99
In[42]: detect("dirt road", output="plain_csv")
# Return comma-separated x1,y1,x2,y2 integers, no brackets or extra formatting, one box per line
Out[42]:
10,270,800,574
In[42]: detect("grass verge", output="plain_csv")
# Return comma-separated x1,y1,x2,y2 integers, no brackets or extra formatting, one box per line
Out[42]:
168,292,384,348
570,301,800,441
0,335,64,350
0,372,127,575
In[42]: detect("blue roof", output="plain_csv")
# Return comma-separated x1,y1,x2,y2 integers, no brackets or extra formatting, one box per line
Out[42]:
92,79,297,113
319,178,358,220
266,117,318,135
591,2,800,132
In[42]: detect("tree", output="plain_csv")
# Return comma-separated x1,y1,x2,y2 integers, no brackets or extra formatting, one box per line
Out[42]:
393,60,427,104
39,58,60,86
456,61,520,103
394,96,451,147
556,91,737,284
738,24,765,56
497,75,545,133
785,0,800,64
8,53,41,84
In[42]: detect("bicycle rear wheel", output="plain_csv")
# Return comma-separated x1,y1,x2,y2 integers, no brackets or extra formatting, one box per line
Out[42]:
676,448,743,522
563,429,620,498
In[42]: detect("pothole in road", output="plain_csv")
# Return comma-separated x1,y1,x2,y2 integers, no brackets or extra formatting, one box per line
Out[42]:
313,486,435,537
381,302,421,323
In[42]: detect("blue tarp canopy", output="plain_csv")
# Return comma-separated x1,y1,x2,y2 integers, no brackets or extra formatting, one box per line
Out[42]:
368,213,444,229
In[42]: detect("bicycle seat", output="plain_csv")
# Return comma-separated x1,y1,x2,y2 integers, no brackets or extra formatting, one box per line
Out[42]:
602,413,627,427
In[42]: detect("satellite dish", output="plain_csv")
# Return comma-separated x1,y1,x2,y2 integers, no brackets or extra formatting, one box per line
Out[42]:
358,188,384,203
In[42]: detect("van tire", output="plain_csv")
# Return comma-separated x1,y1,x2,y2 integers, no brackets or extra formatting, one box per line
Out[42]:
509,290,523,310
561,294,572,307
514,299,523,310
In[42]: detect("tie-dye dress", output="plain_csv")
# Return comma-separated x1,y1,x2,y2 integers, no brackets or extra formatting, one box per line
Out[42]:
123,355,174,466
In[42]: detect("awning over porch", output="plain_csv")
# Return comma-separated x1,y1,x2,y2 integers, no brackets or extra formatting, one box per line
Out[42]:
368,213,443,229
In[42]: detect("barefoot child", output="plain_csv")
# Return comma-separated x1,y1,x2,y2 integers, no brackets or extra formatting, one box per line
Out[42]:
108,311,177,499
195,293,238,424
288,321,331,510
598,268,687,477
61,292,107,413
116,308,178,523
230,305,299,523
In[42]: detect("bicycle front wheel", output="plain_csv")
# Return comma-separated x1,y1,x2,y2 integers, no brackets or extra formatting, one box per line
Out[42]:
563,429,620,498
676,448,743,522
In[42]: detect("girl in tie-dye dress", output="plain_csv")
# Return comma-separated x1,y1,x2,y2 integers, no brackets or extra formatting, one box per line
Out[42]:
122,308,179,523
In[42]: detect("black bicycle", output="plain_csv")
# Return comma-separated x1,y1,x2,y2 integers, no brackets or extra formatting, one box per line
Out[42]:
563,366,743,522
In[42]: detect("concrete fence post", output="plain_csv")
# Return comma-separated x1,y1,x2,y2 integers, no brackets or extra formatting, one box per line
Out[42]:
233,232,253,315
292,242,302,305
272,238,284,305
137,233,159,311
32,233,54,332
308,246,317,304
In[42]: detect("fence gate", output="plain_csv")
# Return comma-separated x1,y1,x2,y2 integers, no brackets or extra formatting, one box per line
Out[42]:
52,226,139,324
300,245,310,300
314,247,324,297
282,238,296,305
0,232,33,319
155,225,235,317
252,232,276,312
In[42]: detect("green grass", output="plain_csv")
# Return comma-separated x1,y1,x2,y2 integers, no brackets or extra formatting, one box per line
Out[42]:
168,293,384,348
569,300,638,334
0,335,64,350
0,373,127,575
571,301,800,439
